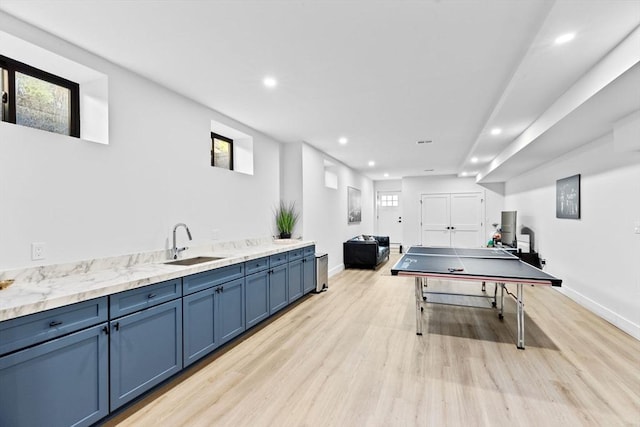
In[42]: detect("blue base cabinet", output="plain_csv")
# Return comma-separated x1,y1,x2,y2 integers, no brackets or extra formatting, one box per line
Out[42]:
289,246,316,301
302,251,316,294
218,278,245,343
183,286,218,367
0,324,109,427
269,263,288,314
109,299,183,411
245,270,270,328
0,244,316,426
288,258,304,303
183,275,245,367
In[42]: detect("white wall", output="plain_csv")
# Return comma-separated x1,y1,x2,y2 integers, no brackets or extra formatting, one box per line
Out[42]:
290,143,374,275
280,142,304,236
0,17,282,269
400,175,504,246
374,180,402,193
505,134,640,339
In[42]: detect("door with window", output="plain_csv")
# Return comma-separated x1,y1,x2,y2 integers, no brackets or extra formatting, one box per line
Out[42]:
421,192,483,247
376,191,402,245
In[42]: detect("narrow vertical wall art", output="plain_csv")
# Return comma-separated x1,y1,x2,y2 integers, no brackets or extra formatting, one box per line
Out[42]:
556,174,580,219
347,186,362,223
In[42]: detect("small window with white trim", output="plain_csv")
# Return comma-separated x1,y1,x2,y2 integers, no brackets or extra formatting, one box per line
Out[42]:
380,194,399,207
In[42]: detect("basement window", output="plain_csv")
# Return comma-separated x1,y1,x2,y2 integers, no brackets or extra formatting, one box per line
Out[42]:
1,55,80,137
211,132,234,170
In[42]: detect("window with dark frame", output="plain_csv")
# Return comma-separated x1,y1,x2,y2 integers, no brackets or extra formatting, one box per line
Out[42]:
211,132,234,170
0,55,80,137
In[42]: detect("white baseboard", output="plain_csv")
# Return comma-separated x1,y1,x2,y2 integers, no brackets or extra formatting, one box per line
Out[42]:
329,264,344,278
556,286,640,340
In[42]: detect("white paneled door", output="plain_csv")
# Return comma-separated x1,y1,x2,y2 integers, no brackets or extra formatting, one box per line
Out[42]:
420,194,451,246
376,191,402,244
421,192,483,247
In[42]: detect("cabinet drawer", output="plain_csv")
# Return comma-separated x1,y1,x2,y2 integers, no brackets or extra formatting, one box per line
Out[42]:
303,245,316,256
270,252,289,266
245,256,269,275
0,297,108,356
110,279,182,318
288,249,304,261
183,263,245,295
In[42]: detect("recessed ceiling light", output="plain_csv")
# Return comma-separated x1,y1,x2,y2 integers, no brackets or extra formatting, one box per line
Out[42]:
368,161,375,167
263,76,277,88
471,157,478,163
490,128,502,136
555,32,575,45
338,137,348,145
384,173,389,178
461,172,468,177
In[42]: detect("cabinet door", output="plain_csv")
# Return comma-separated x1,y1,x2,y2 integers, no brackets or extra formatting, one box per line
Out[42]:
245,270,269,328
110,300,182,411
302,255,316,294
0,324,108,427
288,259,304,303
183,287,217,368
217,278,245,344
269,263,288,314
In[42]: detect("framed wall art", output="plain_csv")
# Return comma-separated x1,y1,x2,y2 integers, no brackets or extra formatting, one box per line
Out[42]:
347,186,362,223
556,174,580,219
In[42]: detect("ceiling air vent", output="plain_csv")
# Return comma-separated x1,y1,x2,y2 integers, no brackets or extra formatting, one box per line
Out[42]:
417,140,433,144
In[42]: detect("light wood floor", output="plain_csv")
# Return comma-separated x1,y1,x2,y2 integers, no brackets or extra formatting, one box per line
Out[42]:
103,252,640,427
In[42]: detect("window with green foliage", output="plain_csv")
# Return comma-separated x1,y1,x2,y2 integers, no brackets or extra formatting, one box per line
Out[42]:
1,55,80,137
211,132,234,170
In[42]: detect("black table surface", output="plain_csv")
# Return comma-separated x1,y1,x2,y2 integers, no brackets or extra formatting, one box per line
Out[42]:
391,246,562,286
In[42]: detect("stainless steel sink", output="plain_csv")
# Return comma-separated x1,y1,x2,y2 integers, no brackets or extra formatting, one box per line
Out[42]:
164,256,225,266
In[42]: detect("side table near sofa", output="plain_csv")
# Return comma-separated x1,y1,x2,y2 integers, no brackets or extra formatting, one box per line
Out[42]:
343,235,390,269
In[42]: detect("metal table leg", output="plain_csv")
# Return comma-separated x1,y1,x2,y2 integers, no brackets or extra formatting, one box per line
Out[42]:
499,283,505,319
415,277,423,335
492,283,498,307
516,283,525,349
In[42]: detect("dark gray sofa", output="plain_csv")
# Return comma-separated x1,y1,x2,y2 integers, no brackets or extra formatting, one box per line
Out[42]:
343,235,390,269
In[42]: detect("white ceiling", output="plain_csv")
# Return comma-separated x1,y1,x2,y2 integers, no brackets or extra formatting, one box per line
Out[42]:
1,0,639,182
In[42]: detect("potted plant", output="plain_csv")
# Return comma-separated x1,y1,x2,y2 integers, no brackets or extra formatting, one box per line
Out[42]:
275,201,299,239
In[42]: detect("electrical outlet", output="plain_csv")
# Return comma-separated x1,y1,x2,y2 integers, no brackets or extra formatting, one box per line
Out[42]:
31,242,46,260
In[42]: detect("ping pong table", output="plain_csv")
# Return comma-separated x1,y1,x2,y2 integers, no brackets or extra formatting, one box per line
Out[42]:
390,246,562,349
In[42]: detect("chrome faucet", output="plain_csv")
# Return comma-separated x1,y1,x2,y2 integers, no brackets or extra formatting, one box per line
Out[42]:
172,223,192,259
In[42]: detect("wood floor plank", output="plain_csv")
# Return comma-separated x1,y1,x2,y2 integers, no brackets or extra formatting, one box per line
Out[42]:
102,253,640,426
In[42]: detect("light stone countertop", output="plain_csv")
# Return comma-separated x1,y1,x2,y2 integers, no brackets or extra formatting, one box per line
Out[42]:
0,237,315,322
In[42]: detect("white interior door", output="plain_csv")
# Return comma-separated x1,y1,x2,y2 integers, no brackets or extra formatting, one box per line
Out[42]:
421,194,451,246
421,192,483,247
450,193,483,247
376,191,402,244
